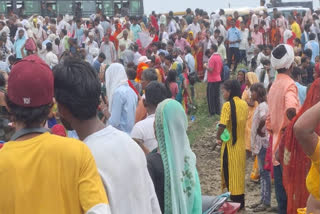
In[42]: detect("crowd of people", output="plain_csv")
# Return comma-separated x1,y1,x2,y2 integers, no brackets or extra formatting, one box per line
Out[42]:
0,0,320,213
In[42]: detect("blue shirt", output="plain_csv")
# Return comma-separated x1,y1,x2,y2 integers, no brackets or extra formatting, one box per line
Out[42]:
227,27,241,48
305,40,319,64
108,84,138,134
295,82,307,105
130,24,142,42
14,36,26,59
93,60,101,73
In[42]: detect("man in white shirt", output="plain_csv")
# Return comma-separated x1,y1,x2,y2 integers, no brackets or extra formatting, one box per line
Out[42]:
100,35,116,65
185,17,201,38
0,22,10,37
85,32,99,59
118,30,132,58
53,58,162,214
57,14,69,35
168,16,177,36
94,17,104,43
131,81,168,153
45,42,58,68
239,22,249,65
250,10,259,31
213,20,227,42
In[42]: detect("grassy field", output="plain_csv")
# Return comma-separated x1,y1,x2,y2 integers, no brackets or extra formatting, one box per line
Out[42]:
187,82,218,144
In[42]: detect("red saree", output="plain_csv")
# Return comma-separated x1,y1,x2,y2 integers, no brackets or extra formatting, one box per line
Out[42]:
280,78,320,214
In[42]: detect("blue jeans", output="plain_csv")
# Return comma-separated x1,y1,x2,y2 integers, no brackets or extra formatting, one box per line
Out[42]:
274,165,287,214
257,148,271,206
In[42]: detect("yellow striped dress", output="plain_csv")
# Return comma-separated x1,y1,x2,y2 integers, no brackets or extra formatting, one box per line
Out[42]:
219,97,248,195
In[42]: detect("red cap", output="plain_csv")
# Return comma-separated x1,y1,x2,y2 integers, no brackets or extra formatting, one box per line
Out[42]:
8,55,54,107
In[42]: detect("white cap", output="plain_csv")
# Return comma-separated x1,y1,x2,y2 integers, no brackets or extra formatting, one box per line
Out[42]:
138,56,151,64
271,44,294,70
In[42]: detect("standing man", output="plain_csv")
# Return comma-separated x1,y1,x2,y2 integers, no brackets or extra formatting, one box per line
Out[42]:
185,17,201,38
118,30,132,59
0,55,111,214
13,29,26,60
53,58,161,214
205,44,223,116
226,19,241,72
304,33,319,65
267,44,300,214
100,35,116,65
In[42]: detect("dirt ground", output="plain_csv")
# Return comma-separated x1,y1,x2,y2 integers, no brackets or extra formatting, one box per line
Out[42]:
191,122,278,214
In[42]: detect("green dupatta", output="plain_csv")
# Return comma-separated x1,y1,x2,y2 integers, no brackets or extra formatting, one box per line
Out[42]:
155,99,202,214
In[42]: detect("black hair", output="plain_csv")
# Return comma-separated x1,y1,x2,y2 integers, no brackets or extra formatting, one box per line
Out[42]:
8,55,16,63
309,33,316,40
55,38,60,46
126,68,137,80
211,44,218,52
46,42,52,51
223,79,241,145
292,66,302,79
98,52,106,60
61,29,67,36
185,46,192,53
166,70,177,83
53,57,101,120
294,38,301,44
6,95,52,128
142,68,158,81
205,49,211,58
214,29,220,34
145,81,168,107
165,55,173,62
0,72,5,88
261,59,271,66
254,24,259,29
250,83,267,102
304,49,312,58
247,37,253,41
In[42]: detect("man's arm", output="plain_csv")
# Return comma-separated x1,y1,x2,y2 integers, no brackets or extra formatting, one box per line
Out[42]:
285,84,300,121
294,101,320,156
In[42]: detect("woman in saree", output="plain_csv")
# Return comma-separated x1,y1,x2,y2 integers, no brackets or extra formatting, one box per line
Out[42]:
242,72,260,181
187,31,195,51
217,80,248,209
270,20,281,47
171,62,189,113
280,78,320,214
147,99,202,214
294,80,320,214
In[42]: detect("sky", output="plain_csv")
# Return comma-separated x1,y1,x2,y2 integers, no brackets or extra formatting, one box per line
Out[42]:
143,0,259,14
143,0,319,14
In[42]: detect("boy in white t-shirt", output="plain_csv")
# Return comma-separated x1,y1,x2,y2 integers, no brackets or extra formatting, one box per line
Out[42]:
131,81,168,153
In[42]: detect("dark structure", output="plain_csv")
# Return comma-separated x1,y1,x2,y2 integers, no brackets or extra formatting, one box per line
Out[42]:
270,0,313,9
0,0,144,17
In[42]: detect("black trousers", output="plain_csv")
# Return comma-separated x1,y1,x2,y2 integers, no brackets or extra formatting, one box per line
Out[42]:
227,47,240,71
207,82,220,116
223,147,245,209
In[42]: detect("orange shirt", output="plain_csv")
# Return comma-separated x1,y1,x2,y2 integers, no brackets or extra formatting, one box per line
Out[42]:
266,73,300,165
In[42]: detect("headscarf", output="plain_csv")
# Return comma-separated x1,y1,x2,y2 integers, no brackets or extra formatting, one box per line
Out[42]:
246,72,259,86
271,44,294,70
140,22,148,32
105,63,128,112
136,62,149,82
160,15,167,26
155,99,202,214
187,31,194,47
280,78,320,214
171,62,184,103
51,124,67,137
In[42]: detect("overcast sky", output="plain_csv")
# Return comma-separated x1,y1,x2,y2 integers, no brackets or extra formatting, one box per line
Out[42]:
143,0,320,14
143,0,259,14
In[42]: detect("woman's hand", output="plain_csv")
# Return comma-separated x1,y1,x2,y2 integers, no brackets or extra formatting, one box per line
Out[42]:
216,139,222,146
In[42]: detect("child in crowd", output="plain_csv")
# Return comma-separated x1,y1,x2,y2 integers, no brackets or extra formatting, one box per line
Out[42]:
250,83,271,212
93,52,106,73
127,67,142,95
246,37,255,66
166,70,178,99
